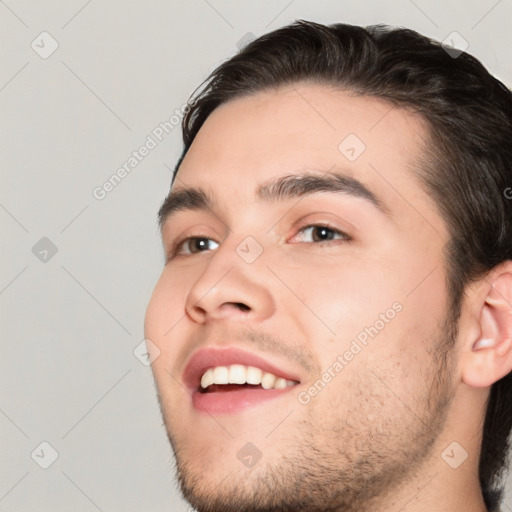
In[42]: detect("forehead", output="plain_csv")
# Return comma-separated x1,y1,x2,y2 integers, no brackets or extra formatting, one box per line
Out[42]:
178,84,422,186
172,83,445,239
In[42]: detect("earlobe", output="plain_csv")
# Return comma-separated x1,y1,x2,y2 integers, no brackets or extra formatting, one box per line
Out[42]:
462,267,512,388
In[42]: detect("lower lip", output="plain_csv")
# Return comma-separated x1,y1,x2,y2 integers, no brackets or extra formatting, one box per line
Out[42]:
192,386,297,414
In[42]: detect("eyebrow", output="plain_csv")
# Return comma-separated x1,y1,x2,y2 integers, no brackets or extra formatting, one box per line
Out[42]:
158,171,390,229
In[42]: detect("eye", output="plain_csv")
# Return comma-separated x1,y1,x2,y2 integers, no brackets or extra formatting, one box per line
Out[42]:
292,224,351,244
172,236,219,257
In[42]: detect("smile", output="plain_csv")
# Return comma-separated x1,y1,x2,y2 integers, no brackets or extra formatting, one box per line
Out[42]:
200,364,297,390
183,347,301,414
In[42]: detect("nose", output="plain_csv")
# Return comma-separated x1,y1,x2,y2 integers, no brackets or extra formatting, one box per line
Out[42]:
184,239,275,324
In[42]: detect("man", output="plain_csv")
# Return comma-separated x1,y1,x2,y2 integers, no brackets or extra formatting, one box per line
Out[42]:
144,20,512,512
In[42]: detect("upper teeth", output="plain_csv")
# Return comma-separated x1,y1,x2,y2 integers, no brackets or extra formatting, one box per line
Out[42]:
200,364,297,390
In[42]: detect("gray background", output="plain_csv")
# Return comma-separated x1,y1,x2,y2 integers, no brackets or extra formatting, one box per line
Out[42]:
1,0,511,510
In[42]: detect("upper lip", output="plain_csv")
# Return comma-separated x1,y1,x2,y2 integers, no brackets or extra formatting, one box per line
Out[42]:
183,346,302,391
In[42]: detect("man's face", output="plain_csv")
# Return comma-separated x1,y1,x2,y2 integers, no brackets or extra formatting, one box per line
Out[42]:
144,84,458,511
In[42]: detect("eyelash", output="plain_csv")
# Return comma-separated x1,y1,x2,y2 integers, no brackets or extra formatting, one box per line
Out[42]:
167,223,352,260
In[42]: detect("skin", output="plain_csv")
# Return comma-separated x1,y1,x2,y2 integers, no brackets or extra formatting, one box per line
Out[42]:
144,83,512,512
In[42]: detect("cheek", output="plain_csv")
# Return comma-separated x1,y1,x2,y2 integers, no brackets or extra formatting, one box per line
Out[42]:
285,247,445,387
144,269,192,367
276,253,404,346
306,309,439,436
145,274,179,335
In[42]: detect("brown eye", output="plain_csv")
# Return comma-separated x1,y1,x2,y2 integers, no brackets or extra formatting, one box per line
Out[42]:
174,237,219,257
295,225,350,243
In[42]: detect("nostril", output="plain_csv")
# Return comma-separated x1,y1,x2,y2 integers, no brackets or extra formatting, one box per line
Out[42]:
233,302,250,311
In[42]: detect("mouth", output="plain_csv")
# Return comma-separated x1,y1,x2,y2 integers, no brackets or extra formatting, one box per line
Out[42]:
183,347,301,414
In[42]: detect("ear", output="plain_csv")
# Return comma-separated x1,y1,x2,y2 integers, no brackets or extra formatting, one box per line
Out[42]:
462,263,512,388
